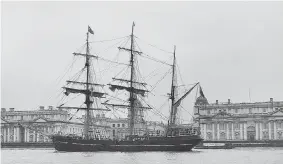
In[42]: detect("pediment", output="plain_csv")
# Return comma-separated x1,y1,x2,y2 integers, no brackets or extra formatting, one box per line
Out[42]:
270,109,283,116
1,117,8,124
33,117,48,123
212,111,233,118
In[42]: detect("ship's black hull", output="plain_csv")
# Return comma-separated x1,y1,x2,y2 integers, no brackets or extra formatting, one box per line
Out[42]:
52,135,203,152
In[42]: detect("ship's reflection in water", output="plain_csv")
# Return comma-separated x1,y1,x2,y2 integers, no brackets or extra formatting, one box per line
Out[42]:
1,148,283,164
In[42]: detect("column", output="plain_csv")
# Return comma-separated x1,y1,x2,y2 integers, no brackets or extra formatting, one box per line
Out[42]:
37,127,40,142
240,123,243,140
274,121,277,140
212,124,215,140
255,122,259,140
203,124,207,140
45,127,49,142
244,123,247,140
226,123,229,140
259,122,263,140
6,126,10,142
12,127,15,142
16,127,19,142
3,127,6,142
231,123,234,140
16,127,18,142
37,132,40,142
217,123,220,140
268,122,272,140
26,128,29,142
25,128,28,142
7,127,10,142
33,131,36,142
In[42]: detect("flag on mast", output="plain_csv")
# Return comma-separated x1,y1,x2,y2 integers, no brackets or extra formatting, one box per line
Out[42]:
88,26,94,34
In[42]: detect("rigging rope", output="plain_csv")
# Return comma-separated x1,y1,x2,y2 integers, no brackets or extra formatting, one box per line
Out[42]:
134,36,173,54
150,68,172,92
89,35,130,43
133,38,172,66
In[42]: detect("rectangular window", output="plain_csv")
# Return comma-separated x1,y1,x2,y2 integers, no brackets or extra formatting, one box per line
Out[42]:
207,124,212,130
112,124,115,128
220,123,225,130
234,123,239,129
264,123,268,129
117,124,120,127
263,108,266,113
207,110,210,115
122,124,125,127
249,108,252,113
235,109,238,113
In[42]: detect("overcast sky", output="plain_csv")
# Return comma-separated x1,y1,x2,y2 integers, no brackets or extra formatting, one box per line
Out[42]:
2,1,283,121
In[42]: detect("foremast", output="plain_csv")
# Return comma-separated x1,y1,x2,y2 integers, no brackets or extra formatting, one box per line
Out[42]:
59,26,109,140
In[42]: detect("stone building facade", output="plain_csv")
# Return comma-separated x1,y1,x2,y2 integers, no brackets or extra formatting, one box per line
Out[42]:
194,97,283,141
92,115,166,140
1,106,111,143
1,107,165,143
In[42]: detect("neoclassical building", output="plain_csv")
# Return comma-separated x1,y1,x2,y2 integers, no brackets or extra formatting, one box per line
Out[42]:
194,97,283,141
1,106,111,144
1,106,165,143
92,115,166,140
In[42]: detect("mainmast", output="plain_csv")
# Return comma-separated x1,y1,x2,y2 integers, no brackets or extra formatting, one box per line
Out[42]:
129,22,136,136
103,22,152,137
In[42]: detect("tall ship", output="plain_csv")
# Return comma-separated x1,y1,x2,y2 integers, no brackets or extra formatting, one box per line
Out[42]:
51,23,203,152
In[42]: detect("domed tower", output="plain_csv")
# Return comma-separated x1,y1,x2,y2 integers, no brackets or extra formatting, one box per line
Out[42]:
194,86,209,115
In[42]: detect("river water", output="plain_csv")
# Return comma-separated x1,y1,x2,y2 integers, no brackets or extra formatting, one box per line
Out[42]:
1,147,283,164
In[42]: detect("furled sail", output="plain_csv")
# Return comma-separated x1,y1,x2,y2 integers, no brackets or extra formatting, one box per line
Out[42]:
108,84,148,97
63,87,105,97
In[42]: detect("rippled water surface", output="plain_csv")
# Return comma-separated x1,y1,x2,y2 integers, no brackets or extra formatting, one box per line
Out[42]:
1,147,283,164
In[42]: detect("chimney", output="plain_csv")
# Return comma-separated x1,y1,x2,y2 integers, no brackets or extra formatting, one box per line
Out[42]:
216,100,218,105
9,108,15,112
39,106,44,110
270,98,273,102
1,108,6,112
228,99,231,104
48,106,53,110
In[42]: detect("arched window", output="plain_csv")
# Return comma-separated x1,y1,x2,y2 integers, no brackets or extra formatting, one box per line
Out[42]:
206,133,212,140
235,132,240,140
39,135,44,142
220,132,226,140
10,135,13,142
278,132,283,139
